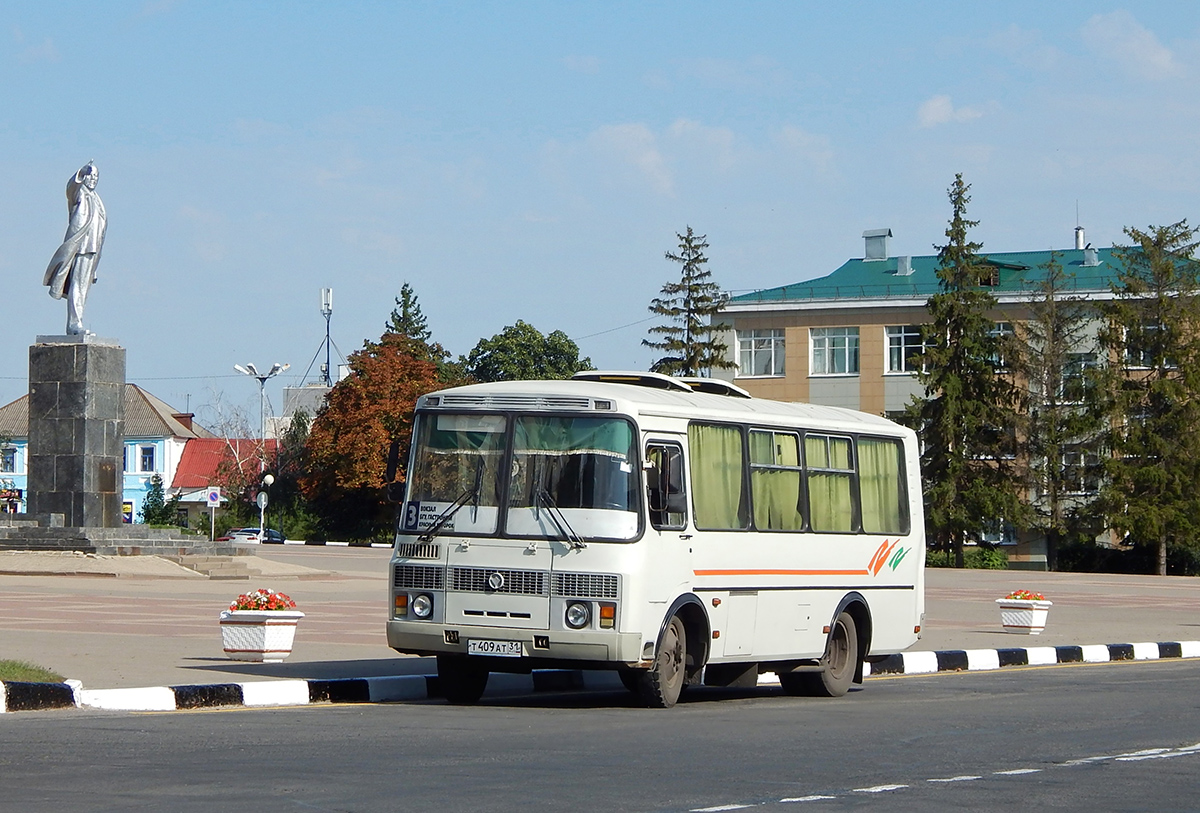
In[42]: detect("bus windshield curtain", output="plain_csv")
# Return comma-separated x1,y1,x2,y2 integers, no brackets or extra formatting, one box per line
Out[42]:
750,431,803,531
689,424,747,529
858,438,904,534
514,417,633,457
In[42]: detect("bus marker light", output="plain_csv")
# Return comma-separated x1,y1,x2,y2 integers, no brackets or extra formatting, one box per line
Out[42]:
599,603,616,629
823,625,831,634
394,595,408,617
712,630,720,639
711,597,721,607
915,625,921,633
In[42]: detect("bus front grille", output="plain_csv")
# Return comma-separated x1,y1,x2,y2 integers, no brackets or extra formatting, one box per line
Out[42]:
450,566,548,596
395,542,441,560
393,564,445,590
552,572,619,599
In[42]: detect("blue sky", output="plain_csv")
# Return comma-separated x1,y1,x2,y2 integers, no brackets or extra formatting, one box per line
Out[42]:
3,2,1200,426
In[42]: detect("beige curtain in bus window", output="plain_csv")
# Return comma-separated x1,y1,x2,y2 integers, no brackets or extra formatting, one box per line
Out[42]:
859,437,904,534
805,435,853,532
750,431,803,531
689,424,747,529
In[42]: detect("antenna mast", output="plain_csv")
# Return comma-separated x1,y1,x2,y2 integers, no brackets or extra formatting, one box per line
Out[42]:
320,288,334,386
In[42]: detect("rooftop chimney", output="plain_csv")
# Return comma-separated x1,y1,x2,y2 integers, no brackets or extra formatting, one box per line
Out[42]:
896,256,913,276
172,413,194,431
1075,226,1085,250
863,228,892,262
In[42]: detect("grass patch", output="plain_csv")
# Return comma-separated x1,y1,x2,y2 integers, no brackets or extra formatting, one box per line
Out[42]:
0,659,66,683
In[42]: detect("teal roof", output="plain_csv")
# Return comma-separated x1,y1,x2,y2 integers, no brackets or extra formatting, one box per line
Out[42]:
728,247,1121,304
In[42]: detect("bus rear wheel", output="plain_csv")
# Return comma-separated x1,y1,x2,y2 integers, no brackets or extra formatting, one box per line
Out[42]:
780,611,858,698
437,655,489,704
637,615,687,708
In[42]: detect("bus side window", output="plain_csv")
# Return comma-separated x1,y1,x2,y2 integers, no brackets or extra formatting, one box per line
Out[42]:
647,444,687,530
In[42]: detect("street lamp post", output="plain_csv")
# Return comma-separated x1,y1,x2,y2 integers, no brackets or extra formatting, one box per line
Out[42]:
258,473,274,540
234,362,290,470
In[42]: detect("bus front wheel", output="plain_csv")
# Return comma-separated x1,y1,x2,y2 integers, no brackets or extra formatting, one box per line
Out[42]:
780,611,858,698
437,655,489,705
637,615,687,708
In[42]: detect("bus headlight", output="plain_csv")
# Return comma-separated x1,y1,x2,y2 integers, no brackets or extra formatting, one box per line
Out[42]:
412,593,434,619
565,601,591,629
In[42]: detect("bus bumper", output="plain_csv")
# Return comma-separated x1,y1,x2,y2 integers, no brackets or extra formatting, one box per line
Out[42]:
386,619,645,664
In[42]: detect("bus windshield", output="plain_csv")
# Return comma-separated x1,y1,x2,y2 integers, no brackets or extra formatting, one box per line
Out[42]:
404,413,640,541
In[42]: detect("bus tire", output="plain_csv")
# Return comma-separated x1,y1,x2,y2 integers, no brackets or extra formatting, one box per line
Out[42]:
437,655,489,705
637,615,687,708
780,611,858,698
617,668,641,695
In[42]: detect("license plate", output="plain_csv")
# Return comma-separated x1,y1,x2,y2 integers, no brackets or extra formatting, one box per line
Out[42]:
467,639,523,657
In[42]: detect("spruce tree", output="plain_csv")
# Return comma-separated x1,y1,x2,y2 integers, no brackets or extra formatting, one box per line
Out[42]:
1015,253,1101,570
644,227,737,377
908,174,1026,567
384,282,453,378
386,282,432,343
1094,221,1200,575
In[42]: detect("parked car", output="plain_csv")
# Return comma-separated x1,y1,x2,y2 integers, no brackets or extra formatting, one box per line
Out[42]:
215,528,285,544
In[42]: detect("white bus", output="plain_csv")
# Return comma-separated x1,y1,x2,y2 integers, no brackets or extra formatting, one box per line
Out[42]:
386,372,925,707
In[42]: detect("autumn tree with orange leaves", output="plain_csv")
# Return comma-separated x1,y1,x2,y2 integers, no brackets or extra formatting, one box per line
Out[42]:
302,333,449,540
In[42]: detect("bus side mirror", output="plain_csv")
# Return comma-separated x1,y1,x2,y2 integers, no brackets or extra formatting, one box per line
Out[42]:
385,439,401,483
386,481,406,504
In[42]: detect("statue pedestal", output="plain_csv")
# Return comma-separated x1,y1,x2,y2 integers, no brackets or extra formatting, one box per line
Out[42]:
26,337,125,528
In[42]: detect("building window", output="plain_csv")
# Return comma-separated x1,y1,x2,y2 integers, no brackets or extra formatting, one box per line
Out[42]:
1062,444,1102,495
810,327,859,375
886,325,926,373
0,448,15,473
1059,353,1098,403
738,329,785,377
1125,321,1173,369
989,322,1015,372
140,445,156,473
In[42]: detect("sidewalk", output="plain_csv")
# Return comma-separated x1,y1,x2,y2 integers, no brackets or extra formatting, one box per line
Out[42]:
1,547,1198,698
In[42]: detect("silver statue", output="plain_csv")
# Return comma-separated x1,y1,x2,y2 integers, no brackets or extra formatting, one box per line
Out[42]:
44,161,107,335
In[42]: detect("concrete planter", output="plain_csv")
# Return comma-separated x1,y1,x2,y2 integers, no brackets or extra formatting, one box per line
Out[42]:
219,610,305,662
996,598,1053,634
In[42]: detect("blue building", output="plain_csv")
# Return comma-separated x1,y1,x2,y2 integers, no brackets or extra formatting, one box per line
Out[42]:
0,385,215,521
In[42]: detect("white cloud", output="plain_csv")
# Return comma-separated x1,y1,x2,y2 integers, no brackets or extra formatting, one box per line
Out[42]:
987,24,1062,71
774,125,835,174
587,123,674,195
917,94,984,128
1081,10,1181,80
562,55,600,75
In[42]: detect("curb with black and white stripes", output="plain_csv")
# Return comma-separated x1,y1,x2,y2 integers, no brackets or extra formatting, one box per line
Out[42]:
4,640,1198,714
256,540,392,548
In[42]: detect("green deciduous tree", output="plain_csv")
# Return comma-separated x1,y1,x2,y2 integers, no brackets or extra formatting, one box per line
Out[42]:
644,227,737,377
908,174,1026,567
1094,220,1200,576
461,320,592,382
1015,253,1102,570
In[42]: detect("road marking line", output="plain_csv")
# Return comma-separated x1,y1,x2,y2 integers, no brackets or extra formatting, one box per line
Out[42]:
927,775,981,783
852,784,908,793
994,768,1042,775
691,806,754,812
779,796,836,803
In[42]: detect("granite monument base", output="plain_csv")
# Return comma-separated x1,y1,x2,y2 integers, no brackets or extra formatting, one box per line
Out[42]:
27,336,125,528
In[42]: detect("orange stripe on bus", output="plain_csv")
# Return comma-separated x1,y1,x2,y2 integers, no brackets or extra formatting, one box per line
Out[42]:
693,569,870,576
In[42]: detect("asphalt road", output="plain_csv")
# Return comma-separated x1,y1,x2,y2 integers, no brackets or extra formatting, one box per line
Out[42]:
2,658,1198,812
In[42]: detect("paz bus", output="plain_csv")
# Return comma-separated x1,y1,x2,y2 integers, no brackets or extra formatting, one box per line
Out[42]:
386,372,925,707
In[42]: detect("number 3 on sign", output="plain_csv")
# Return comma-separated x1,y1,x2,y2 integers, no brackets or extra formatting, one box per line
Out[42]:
404,502,420,531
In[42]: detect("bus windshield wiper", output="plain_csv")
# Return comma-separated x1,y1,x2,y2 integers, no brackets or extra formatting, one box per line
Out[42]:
418,460,484,542
536,489,587,551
